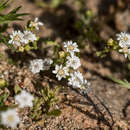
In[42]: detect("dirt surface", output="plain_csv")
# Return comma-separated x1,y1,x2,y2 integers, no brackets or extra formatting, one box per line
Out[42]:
1,0,130,129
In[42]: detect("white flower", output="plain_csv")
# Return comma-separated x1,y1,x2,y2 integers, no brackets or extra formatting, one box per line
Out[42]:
1,109,20,128
43,58,53,70
29,59,43,74
8,30,24,46
66,55,81,70
119,46,130,58
15,90,34,108
23,30,37,44
68,71,83,88
116,32,130,48
53,65,69,80
64,41,79,54
29,17,43,30
80,79,91,93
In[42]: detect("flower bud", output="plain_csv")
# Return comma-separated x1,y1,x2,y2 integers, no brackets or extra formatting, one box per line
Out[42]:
0,79,8,88
59,51,65,58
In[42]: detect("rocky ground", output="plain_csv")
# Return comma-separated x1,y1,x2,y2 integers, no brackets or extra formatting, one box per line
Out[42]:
0,0,130,129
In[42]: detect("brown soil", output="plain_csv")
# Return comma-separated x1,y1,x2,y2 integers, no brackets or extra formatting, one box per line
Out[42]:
1,0,130,129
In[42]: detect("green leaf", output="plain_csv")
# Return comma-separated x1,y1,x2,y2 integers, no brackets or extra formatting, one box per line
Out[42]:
33,41,38,50
51,0,64,8
0,105,7,111
8,104,18,109
0,23,8,32
0,0,8,12
0,5,29,24
0,34,16,50
108,75,130,89
128,54,130,61
0,92,9,111
0,79,8,88
46,41,58,46
14,84,21,94
25,44,31,51
47,109,61,116
0,93,9,103
0,53,17,66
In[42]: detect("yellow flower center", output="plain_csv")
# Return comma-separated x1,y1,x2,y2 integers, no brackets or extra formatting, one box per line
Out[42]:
14,34,21,42
34,64,39,68
68,45,74,51
58,69,64,76
7,115,14,123
123,36,128,42
31,21,38,28
18,46,24,52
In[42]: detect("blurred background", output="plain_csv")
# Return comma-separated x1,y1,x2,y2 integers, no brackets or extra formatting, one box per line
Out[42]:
3,0,130,129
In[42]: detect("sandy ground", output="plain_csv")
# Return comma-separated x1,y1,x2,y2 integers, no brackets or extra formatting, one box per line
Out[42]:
1,0,130,129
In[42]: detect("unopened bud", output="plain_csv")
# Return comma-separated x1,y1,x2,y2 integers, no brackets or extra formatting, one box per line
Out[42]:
107,38,114,46
18,46,24,52
0,79,8,88
59,51,65,58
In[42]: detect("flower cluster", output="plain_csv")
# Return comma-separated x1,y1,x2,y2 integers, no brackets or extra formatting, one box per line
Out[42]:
8,18,43,52
29,41,90,93
116,32,130,58
53,41,90,93
1,17,91,129
29,58,53,74
0,90,34,128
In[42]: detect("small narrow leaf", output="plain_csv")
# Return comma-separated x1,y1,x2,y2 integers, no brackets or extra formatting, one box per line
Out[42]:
47,109,61,116
128,54,130,61
108,75,130,89
14,84,21,94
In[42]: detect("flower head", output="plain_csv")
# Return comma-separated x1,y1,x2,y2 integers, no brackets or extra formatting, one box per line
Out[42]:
116,32,130,48
66,55,81,70
15,90,34,108
29,17,43,30
53,65,69,80
43,58,53,70
64,41,79,54
68,71,83,88
8,30,24,46
29,59,43,74
23,30,37,44
1,109,20,128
